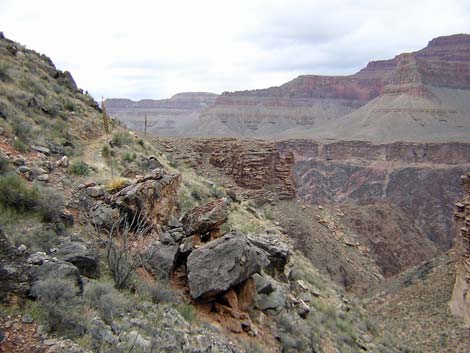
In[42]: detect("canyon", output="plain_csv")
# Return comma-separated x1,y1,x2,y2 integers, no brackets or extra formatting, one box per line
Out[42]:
107,34,470,142
2,29,470,353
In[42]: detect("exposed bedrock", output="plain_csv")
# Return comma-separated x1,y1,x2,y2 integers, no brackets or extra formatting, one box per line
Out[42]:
294,159,467,250
280,140,470,251
451,173,470,325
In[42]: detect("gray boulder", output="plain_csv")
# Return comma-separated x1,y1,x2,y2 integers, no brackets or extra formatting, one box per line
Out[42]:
89,203,119,229
247,233,290,274
146,241,179,280
56,240,99,278
255,283,286,313
0,229,30,302
31,145,50,155
182,198,228,236
252,273,274,294
187,231,269,299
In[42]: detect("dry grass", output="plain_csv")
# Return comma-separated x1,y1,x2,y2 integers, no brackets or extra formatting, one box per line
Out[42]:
105,177,129,192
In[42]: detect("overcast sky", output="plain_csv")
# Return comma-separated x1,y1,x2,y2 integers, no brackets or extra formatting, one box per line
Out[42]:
1,0,469,100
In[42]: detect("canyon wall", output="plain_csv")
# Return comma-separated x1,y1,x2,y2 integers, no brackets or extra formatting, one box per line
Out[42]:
451,173,470,325
279,140,470,250
105,92,218,136
156,138,296,202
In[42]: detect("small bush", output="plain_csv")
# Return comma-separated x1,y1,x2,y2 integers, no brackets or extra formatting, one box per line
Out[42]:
168,155,179,168
210,186,226,199
111,132,131,147
32,277,84,335
177,304,197,323
101,144,113,158
85,281,129,324
144,282,175,304
11,118,32,141
190,187,204,202
14,227,59,252
69,161,90,176
63,99,76,112
106,178,129,192
0,155,11,175
0,173,40,212
13,139,29,153
0,61,10,81
121,151,136,163
37,187,65,223
264,208,274,220
137,139,145,147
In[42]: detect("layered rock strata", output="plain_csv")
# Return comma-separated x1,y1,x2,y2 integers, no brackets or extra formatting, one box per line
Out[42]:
451,173,470,325
157,138,296,202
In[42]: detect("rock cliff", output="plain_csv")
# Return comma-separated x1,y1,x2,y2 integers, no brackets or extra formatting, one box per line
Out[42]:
451,173,470,325
156,137,296,202
277,140,470,250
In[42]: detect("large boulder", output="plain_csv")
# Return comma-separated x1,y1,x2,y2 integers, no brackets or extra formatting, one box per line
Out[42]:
247,233,290,275
145,241,179,280
187,231,269,299
182,198,228,237
0,229,30,303
56,240,99,278
89,203,119,229
112,169,181,229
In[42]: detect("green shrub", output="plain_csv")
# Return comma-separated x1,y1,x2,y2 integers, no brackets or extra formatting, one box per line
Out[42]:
63,99,76,112
137,139,145,147
85,281,129,324
31,277,84,335
177,304,196,323
111,132,131,147
168,155,179,168
13,139,29,153
0,155,11,175
37,187,65,223
69,161,90,176
0,61,10,81
0,173,40,212
11,118,32,141
190,187,204,202
101,144,112,158
13,227,59,252
122,151,136,163
210,186,226,199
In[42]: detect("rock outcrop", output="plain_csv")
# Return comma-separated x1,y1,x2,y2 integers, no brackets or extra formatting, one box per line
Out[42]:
284,140,470,251
0,229,30,303
451,173,470,325
157,138,296,202
181,198,228,238
56,240,99,278
111,168,182,228
187,231,269,299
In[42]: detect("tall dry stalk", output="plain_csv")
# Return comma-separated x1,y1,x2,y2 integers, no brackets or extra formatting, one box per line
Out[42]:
144,113,148,137
101,98,114,178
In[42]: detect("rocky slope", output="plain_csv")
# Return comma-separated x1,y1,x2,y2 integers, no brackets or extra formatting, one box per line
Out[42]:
276,139,470,251
0,33,409,353
450,173,470,325
105,92,218,136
